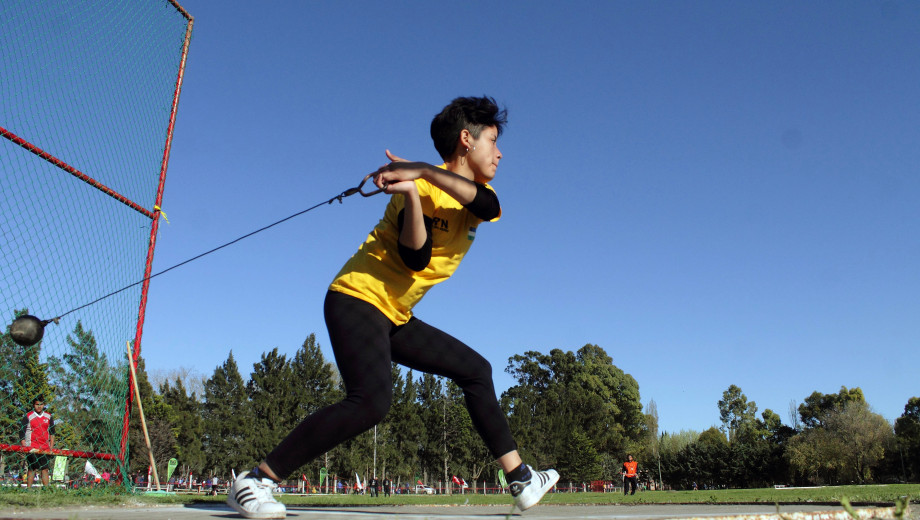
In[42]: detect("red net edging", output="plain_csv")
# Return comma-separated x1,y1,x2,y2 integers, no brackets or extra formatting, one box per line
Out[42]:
0,443,115,461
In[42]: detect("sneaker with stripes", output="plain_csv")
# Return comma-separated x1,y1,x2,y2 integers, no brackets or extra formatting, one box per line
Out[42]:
227,470,286,519
508,465,559,511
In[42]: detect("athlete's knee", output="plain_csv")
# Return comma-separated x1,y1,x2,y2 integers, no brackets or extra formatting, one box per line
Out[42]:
348,387,392,426
366,391,392,424
472,355,493,379
457,355,493,386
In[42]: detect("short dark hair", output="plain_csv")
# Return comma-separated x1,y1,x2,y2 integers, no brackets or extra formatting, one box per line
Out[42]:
33,396,44,404
430,96,507,161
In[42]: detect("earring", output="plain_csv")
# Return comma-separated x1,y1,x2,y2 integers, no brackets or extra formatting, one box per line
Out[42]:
472,146,476,151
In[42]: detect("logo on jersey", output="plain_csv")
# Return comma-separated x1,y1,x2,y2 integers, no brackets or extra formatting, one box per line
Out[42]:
433,217,449,233
468,226,477,240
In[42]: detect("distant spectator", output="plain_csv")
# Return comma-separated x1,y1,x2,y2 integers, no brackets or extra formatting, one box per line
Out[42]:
370,475,379,497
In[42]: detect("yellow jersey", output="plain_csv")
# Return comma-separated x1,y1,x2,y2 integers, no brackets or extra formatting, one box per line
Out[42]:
329,172,500,325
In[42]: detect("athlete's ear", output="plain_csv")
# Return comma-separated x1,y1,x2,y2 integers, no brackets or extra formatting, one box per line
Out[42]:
458,129,473,152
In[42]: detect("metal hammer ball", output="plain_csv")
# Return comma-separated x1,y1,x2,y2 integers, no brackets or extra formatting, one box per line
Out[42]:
9,315,45,347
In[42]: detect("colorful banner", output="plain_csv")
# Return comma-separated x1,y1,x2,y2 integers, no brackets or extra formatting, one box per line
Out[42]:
497,469,507,488
166,458,179,481
52,456,68,482
319,467,328,485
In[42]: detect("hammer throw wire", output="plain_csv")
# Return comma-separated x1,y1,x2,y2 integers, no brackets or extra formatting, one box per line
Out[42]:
44,173,385,324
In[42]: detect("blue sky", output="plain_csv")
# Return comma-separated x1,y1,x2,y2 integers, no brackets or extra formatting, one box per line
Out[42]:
138,1,919,435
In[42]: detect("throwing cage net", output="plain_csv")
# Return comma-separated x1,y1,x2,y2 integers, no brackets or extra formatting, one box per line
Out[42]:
0,0,193,486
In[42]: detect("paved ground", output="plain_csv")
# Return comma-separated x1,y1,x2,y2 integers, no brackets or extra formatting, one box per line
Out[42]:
0,503,909,520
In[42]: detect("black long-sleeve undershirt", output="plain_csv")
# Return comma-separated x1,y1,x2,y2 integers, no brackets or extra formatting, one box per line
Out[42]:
463,182,501,221
397,210,433,271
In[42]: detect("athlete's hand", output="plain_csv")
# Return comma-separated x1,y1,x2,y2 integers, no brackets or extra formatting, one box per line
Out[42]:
373,150,429,194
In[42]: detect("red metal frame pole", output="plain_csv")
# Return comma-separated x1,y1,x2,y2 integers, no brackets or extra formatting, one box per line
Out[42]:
0,125,155,220
0,443,117,461
117,5,194,478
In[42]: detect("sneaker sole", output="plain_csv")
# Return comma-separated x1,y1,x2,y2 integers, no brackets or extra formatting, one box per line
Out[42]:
227,495,286,519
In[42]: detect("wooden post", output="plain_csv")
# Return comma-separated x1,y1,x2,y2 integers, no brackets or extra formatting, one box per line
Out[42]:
127,342,161,491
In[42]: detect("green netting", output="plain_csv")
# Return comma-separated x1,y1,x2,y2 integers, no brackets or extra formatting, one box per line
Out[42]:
0,0,191,489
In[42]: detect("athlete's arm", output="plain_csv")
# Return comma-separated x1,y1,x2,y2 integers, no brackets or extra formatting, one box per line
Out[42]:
374,151,500,220
388,180,432,271
397,209,432,271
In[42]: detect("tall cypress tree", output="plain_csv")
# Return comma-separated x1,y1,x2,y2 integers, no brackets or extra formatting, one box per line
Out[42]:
246,348,297,472
202,351,254,478
416,373,443,484
161,378,205,476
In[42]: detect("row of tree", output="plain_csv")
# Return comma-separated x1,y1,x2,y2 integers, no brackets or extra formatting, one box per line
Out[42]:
651,386,916,489
126,339,920,489
3,316,920,489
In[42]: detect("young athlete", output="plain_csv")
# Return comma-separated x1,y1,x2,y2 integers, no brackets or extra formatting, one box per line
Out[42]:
228,96,559,519
21,396,55,488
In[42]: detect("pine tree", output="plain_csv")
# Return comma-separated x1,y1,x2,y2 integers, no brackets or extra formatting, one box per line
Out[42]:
202,351,254,477
416,373,443,484
246,348,297,471
47,321,123,454
161,378,206,475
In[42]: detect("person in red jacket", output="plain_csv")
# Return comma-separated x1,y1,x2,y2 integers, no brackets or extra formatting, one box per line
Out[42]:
622,454,638,495
21,397,55,488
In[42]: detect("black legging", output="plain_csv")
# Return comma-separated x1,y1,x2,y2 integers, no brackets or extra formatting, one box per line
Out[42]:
264,291,517,477
624,475,637,495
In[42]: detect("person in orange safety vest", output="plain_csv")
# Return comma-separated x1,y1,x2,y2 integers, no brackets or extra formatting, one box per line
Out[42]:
622,454,638,495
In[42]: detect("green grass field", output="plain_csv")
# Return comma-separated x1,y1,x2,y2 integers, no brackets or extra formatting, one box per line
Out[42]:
0,484,917,510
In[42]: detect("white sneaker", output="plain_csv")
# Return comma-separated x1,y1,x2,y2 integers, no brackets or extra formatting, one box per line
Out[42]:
509,465,559,511
227,471,286,519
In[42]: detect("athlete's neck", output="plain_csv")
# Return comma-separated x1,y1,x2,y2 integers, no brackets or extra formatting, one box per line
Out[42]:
443,158,475,182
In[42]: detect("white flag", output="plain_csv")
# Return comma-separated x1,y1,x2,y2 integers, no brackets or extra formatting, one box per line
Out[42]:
355,472,363,490
84,460,101,478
